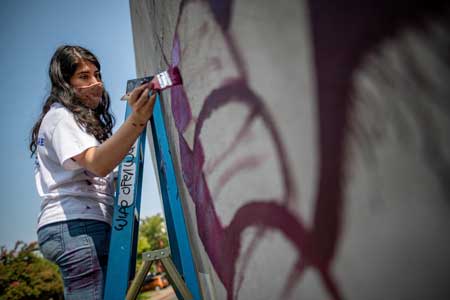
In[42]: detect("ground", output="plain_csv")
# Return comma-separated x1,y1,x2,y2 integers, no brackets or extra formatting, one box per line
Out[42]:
138,286,178,300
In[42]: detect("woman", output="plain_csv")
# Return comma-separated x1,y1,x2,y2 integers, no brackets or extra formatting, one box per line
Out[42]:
29,45,155,299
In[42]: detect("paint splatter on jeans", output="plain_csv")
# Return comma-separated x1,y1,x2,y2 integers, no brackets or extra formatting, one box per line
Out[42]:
37,220,111,300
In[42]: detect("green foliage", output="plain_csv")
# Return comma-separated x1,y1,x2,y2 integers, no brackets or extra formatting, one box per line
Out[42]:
136,214,169,274
138,214,169,252
137,234,150,255
0,241,63,300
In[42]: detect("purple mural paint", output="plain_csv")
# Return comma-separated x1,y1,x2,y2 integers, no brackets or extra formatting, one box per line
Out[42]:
171,35,303,299
169,1,313,300
165,0,448,299
208,0,233,31
307,1,448,292
203,110,256,176
212,154,265,199
170,33,193,134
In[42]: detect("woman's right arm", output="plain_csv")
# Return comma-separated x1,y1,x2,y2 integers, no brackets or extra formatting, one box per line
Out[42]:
73,84,156,177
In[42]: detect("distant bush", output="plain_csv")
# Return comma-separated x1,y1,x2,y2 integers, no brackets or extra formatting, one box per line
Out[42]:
0,241,63,300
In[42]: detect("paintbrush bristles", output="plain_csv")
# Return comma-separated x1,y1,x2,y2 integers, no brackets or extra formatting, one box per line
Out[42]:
120,66,183,101
151,66,183,90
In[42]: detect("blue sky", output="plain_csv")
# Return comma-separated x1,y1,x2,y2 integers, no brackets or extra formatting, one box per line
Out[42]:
0,0,162,249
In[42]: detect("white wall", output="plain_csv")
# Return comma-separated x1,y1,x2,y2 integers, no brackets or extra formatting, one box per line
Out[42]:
130,1,450,299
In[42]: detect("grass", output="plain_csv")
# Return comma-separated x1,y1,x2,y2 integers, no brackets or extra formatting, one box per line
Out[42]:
137,290,154,300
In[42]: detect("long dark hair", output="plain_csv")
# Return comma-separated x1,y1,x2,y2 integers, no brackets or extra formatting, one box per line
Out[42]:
29,45,115,156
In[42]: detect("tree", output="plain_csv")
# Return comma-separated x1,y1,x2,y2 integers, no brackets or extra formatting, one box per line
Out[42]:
0,241,63,300
139,214,168,252
136,214,169,274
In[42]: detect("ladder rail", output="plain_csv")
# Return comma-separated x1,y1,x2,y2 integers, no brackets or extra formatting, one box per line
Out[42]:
104,107,146,299
149,95,202,300
104,77,149,299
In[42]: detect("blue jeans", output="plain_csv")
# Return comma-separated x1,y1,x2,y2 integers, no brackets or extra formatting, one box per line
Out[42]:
37,220,111,300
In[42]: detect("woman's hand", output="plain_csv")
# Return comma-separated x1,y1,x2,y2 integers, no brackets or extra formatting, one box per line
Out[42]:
127,83,156,125
72,83,157,177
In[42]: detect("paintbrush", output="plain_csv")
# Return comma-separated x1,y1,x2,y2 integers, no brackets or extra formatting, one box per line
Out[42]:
121,66,183,101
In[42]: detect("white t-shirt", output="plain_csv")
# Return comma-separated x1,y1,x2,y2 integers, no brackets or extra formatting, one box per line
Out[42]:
35,103,114,229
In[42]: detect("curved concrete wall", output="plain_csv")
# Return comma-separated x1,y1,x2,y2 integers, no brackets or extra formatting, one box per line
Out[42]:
129,1,450,299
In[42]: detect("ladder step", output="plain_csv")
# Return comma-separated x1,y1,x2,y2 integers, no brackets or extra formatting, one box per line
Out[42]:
126,247,193,300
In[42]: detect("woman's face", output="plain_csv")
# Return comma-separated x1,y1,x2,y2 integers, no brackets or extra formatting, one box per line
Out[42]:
69,59,103,109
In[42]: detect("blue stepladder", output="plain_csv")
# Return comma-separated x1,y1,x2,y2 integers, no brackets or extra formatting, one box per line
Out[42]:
104,76,202,300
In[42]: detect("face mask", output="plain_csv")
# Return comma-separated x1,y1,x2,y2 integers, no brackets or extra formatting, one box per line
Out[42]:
74,82,103,108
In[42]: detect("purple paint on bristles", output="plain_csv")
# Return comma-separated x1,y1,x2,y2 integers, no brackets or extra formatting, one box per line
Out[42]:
121,66,183,101
149,66,183,91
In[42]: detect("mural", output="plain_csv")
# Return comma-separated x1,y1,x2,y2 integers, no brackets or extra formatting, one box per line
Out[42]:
168,1,339,299
130,0,450,299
